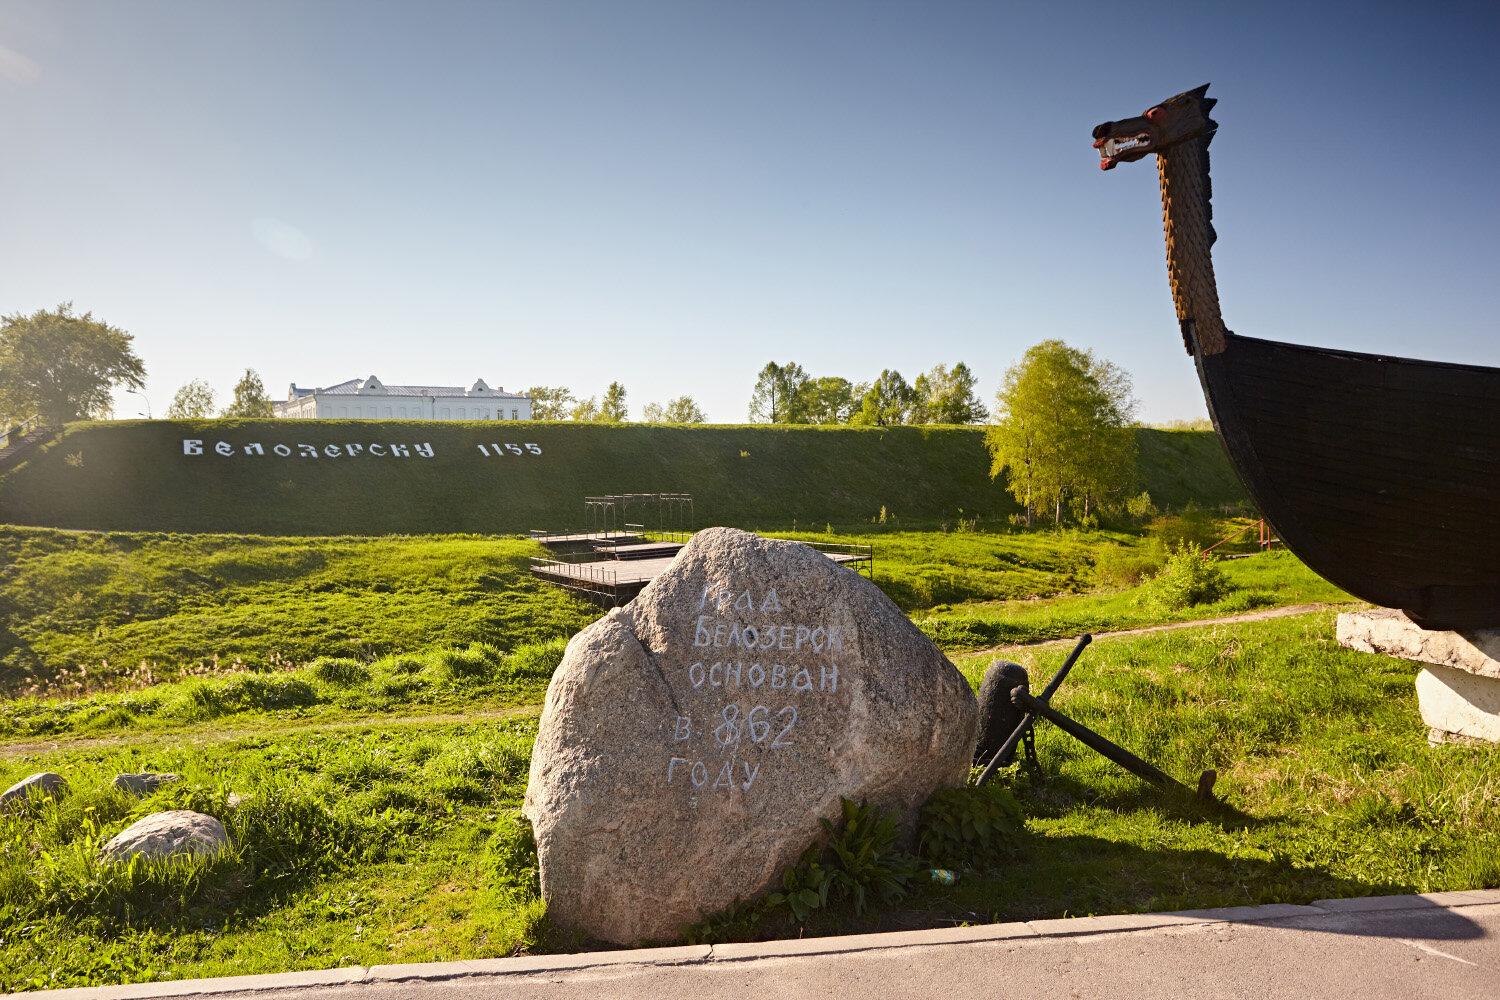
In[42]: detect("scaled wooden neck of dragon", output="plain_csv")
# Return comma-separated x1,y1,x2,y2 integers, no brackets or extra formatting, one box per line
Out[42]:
1157,136,1230,356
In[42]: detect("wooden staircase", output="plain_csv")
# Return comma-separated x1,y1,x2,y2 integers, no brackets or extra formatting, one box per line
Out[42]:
0,416,55,473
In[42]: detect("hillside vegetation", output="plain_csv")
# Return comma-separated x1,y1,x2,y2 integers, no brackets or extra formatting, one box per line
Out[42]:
0,420,1246,535
0,528,597,696
0,523,1350,697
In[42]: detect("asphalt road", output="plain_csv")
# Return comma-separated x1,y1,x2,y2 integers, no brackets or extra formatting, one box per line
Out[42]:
17,893,1500,1000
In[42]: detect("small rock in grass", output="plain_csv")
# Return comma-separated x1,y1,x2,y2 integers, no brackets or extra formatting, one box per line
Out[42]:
1,771,68,812
112,772,181,798
101,810,231,862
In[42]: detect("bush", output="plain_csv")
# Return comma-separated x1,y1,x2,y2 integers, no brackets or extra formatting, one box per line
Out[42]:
1135,544,1231,614
1146,505,1220,551
377,653,426,675
1091,538,1167,589
504,639,567,680
427,643,505,683
310,657,370,687
917,782,1024,871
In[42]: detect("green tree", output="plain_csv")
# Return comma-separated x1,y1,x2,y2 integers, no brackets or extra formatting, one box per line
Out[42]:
220,369,274,418
599,381,629,422
748,362,810,423
570,396,599,421
526,385,575,420
801,376,864,424
166,379,216,419
986,340,1135,526
912,362,988,424
644,395,706,423
0,303,146,424
851,369,915,426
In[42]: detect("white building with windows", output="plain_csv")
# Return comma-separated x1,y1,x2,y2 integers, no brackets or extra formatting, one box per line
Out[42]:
274,376,533,421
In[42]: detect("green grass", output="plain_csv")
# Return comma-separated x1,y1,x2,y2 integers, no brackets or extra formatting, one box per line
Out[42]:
7,521,1489,988
936,613,1500,921
0,639,564,738
3,525,1339,696
0,420,1247,535
773,525,1135,609
0,718,543,992
5,609,1497,987
915,549,1354,649
0,527,596,695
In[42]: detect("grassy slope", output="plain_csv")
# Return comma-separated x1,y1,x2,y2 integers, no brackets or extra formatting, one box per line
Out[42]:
1133,426,1248,512
0,528,597,693
2,524,1337,691
0,421,1247,534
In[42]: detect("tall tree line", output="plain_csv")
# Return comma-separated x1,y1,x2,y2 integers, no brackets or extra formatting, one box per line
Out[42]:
747,361,987,426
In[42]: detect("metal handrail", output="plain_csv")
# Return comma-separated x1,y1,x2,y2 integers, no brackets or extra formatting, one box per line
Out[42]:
1202,518,1274,562
1,414,43,449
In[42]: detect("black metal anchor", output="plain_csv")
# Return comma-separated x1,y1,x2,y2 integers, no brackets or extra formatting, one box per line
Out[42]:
974,634,1217,799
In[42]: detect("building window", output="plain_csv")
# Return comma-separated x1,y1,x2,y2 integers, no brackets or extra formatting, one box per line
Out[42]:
339,406,348,417
384,406,392,417
441,407,450,419
512,408,519,420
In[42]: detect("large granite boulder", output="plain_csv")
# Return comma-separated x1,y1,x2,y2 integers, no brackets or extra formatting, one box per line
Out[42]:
101,810,231,862
1,772,68,812
524,526,978,944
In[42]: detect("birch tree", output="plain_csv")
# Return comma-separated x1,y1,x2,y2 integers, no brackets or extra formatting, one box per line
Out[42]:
986,341,1135,525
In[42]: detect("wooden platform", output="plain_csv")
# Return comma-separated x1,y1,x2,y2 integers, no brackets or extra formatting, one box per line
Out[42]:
531,531,646,548
591,541,686,560
530,546,871,607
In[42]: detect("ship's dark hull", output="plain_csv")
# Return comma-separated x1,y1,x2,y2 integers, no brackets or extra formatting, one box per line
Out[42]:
1194,333,1500,630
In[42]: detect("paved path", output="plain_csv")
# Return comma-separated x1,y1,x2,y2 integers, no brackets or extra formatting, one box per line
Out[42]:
964,602,1354,660
15,892,1500,999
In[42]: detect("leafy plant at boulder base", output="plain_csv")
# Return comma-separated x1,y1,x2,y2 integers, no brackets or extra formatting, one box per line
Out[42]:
917,782,1025,872
688,798,919,939
822,796,921,914
1136,543,1232,614
769,798,919,920
767,842,837,923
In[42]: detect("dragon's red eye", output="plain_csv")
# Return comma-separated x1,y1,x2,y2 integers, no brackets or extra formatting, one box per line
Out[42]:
1145,107,1166,124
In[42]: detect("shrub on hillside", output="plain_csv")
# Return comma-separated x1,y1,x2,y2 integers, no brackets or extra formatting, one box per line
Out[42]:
1091,538,1167,589
503,638,567,679
427,643,505,683
310,656,370,687
1135,544,1231,614
1146,505,1220,551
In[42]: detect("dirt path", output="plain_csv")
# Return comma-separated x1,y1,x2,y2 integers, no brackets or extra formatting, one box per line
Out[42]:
3,603,1361,759
960,602,1356,659
0,704,541,759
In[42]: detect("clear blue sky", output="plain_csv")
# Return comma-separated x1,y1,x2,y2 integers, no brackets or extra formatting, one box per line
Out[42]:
2,0,1495,423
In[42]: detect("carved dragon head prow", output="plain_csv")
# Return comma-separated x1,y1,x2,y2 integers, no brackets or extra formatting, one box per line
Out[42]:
1091,84,1217,170
1090,84,1230,357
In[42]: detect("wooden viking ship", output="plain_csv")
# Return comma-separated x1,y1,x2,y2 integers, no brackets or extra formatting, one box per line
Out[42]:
1092,85,1500,630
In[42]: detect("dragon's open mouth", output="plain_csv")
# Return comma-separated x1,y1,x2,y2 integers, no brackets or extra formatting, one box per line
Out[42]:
1096,129,1155,169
